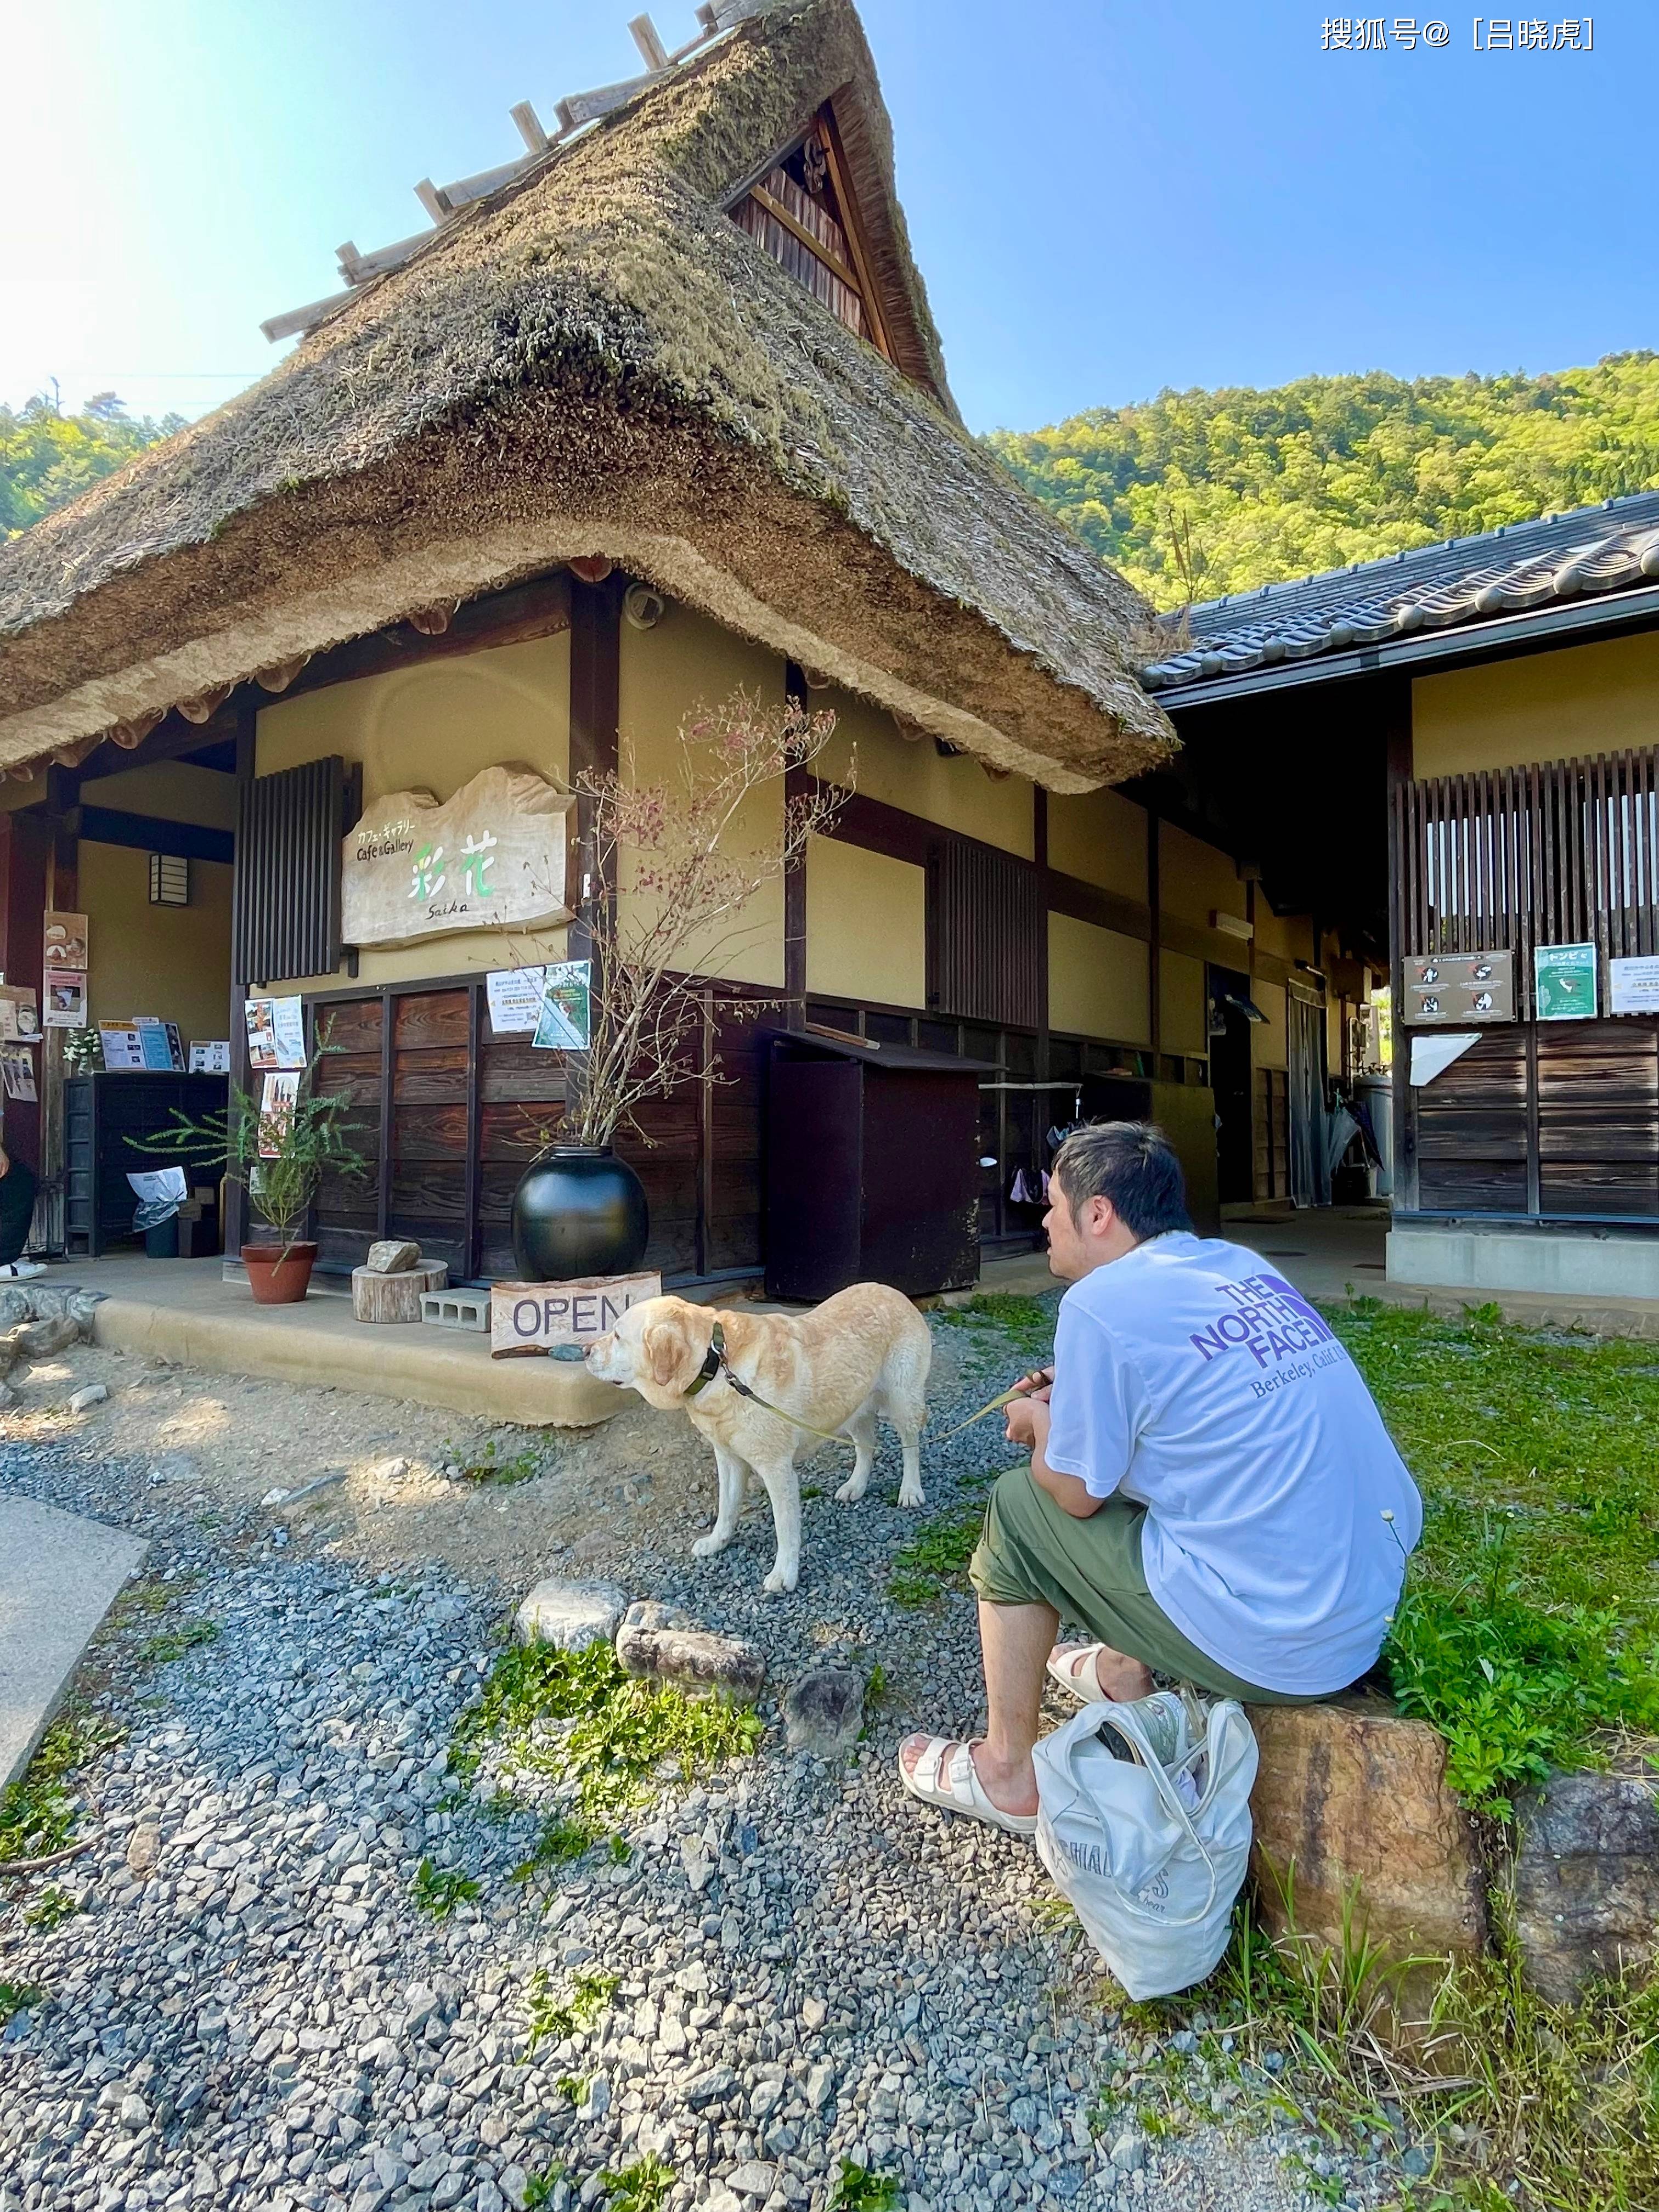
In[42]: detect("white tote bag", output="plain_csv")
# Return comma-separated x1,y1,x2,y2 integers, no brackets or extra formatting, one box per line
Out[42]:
1033,1696,1259,2000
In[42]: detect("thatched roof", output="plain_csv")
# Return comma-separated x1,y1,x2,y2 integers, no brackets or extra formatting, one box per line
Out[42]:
0,0,1173,793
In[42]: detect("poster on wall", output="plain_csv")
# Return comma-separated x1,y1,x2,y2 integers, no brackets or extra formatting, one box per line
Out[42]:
485,966,548,1036
258,1071,300,1155
245,995,306,1070
1609,956,1659,1016
0,1046,36,1103
342,764,576,950
44,972,86,1028
531,961,592,1051
136,1018,185,1072
1534,943,1599,1022
42,912,88,971
1403,949,1515,1026
190,1041,232,1073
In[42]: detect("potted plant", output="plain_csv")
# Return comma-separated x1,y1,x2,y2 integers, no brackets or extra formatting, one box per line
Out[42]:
136,1047,368,1304
510,687,848,1280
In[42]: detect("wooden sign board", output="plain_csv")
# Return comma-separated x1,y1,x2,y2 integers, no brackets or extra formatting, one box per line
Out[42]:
490,1272,662,1357
343,763,575,950
1403,949,1515,1025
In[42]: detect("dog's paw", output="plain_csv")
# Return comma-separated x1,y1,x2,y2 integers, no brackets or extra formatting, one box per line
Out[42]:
762,1564,799,1595
834,1475,868,1504
898,1481,926,1509
692,1533,727,1559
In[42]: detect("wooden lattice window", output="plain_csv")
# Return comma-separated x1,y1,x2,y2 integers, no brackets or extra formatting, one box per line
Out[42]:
732,111,892,360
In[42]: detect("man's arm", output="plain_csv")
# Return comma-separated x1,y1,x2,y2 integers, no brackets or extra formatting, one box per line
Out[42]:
1003,1395,1104,1518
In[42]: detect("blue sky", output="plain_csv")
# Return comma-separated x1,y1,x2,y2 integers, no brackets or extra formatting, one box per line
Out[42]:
3,2,1649,436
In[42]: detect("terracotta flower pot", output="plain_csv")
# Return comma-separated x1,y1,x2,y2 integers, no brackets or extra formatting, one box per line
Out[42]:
241,1240,319,1305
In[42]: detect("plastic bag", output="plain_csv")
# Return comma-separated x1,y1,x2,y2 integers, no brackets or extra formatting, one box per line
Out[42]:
1034,1695,1259,2000
128,1166,187,1233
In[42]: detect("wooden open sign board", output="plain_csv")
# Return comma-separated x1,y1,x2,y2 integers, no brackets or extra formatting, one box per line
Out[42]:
490,1272,662,1357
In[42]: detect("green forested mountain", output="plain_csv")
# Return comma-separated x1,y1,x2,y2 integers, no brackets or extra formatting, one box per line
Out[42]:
986,353,1659,609
1,393,181,540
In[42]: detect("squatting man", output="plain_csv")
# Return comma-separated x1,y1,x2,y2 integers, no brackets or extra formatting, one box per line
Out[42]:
899,1120,1422,1832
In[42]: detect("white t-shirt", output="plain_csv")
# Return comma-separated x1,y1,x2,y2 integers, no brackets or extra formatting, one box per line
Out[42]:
1043,1232,1422,1696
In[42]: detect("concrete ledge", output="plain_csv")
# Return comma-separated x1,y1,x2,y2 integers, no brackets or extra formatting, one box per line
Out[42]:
1374,1277,1659,1340
92,1293,627,1428
1389,1223,1659,1302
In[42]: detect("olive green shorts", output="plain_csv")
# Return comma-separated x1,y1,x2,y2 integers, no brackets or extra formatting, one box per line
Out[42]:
967,1463,1323,1707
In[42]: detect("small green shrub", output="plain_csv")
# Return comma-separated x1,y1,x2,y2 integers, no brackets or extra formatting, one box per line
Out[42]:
596,2154,675,2212
887,1502,985,1608
22,1887,81,1932
525,1966,619,2051
447,1435,543,1486
410,1859,480,1918
828,2163,901,2212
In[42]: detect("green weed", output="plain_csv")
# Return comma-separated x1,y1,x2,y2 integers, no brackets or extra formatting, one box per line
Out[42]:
596,2154,675,2212
555,2073,588,2104
447,1435,543,1486
935,1291,1057,1368
887,1502,985,1608
137,1620,219,1665
525,1967,619,2051
0,1711,121,1864
0,1981,44,2023
828,2162,901,2211
22,1886,81,1932
521,2168,567,2211
409,1858,481,1918
451,1639,763,1867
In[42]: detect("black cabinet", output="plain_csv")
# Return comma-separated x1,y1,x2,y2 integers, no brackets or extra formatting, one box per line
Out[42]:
765,1031,990,1302
66,1073,228,1256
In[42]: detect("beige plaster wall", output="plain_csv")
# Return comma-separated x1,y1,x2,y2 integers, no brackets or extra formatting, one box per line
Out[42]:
80,760,238,831
1159,948,1209,1057
816,687,1035,858
1413,630,1659,777
1251,977,1289,1072
1254,902,1313,966
1049,912,1150,1044
618,601,786,990
1159,821,1247,928
806,839,926,1008
79,843,233,1045
1047,785,1148,900
256,631,575,992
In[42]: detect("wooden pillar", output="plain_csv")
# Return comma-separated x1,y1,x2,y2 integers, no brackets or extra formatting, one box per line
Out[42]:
38,767,81,1210
1032,786,1050,1082
0,809,51,1174
567,573,623,1133
224,696,257,1261
1146,809,1163,1074
1382,678,1416,1214
783,662,809,1021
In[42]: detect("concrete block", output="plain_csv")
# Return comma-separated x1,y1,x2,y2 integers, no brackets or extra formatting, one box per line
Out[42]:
421,1289,492,1333
0,1496,147,1788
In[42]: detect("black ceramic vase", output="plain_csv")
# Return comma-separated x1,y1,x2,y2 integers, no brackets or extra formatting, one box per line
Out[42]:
509,1146,650,1280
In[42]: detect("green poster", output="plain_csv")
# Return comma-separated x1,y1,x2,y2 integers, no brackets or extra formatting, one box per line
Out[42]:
1533,941,1599,1022
531,959,592,1051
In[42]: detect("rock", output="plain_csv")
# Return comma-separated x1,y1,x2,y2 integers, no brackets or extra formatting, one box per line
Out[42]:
117,2092,150,2131
10,1311,83,1362
1249,1697,1487,1972
615,1618,765,1703
727,2162,775,2200
801,1995,828,2030
514,1578,627,1653
704,2193,744,2212
69,1383,109,1413
125,1826,161,1876
682,2063,740,2108
804,2061,836,2112
0,1287,32,1330
373,2149,410,2190
1513,1765,1659,2003
1109,2134,1145,2174
366,1239,422,1274
782,1664,864,1758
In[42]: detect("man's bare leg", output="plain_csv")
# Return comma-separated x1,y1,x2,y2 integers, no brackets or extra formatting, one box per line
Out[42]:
901,1599,1056,1818
1051,1641,1155,1701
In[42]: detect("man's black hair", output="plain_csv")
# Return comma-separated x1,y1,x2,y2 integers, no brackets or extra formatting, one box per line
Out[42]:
1051,1120,1193,1242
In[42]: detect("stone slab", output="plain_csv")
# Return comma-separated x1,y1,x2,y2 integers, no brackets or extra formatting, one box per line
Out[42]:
1514,1765,1659,2004
0,1496,147,1790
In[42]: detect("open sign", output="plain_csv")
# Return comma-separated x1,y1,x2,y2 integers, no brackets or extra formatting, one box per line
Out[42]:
489,1272,662,1357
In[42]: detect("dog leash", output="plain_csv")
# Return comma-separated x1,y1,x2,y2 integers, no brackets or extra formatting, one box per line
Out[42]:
681,1321,1039,1448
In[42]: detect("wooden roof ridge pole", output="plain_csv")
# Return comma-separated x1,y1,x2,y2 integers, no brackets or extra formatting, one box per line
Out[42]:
629,14,671,70
510,100,550,153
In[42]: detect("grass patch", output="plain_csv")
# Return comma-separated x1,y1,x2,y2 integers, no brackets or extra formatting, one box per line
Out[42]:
137,1620,219,1665
1091,1884,1659,2212
887,1500,988,1608
446,1435,544,1486
0,1980,44,2024
1330,1300,1659,1813
22,1886,82,1932
521,2168,567,2211
596,2154,675,2212
935,1290,1057,1369
451,1640,763,1871
828,2163,902,2211
525,1966,619,2051
409,1858,481,1918
0,1711,121,1864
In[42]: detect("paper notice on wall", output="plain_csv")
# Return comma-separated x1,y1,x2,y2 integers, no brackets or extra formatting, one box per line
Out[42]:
99,1025,146,1070
258,1071,300,1156
531,960,592,1051
136,1018,184,1072
1409,1032,1480,1087
44,972,85,1028
1609,955,1659,1015
42,911,88,971
190,1040,232,1073
486,966,547,1036
0,1046,36,1102
1533,941,1599,1022
245,995,306,1070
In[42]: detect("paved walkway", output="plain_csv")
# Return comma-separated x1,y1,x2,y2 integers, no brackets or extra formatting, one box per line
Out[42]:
0,1493,146,1788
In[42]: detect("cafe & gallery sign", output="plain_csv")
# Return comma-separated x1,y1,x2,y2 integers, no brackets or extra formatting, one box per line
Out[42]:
342,763,575,949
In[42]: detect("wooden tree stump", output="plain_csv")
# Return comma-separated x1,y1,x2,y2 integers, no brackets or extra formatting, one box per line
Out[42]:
352,1262,447,1323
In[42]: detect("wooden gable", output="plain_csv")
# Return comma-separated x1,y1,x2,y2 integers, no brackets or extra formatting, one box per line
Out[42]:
731,103,897,366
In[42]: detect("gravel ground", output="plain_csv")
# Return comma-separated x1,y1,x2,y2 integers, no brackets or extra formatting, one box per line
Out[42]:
0,1309,1391,2212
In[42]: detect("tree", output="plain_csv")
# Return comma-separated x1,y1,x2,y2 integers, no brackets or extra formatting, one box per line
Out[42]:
1,391,182,540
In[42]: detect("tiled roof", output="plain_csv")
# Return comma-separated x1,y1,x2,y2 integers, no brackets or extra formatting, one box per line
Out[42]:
1142,490,1659,695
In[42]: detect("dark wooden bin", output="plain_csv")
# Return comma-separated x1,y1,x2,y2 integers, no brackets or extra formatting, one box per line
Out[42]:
765,1030,992,1302
65,1071,228,1257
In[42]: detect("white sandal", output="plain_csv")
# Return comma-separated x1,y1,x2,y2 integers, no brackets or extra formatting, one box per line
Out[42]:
1047,1644,1115,1705
898,1735,1039,1837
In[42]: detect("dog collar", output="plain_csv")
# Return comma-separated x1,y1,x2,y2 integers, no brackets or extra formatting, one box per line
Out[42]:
683,1319,726,1400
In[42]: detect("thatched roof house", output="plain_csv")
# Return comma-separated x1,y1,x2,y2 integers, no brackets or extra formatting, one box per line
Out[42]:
0,0,1171,792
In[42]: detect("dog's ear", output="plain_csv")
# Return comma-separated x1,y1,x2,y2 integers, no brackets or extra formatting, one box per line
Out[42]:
641,1313,694,1393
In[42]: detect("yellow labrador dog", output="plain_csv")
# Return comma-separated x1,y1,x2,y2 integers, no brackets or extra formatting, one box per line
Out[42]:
585,1285,931,1593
